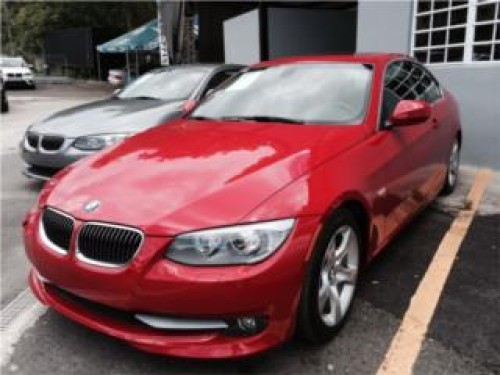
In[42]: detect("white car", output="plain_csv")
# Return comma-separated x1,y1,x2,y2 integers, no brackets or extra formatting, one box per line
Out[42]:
107,69,137,87
0,56,35,88
107,69,125,86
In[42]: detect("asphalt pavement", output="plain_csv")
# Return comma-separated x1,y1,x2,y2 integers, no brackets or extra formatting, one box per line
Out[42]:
0,84,498,374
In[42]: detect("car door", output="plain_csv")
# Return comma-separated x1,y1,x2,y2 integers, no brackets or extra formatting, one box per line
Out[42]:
376,60,442,239
416,63,450,184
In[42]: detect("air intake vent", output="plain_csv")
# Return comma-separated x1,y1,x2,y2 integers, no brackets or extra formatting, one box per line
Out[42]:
41,208,74,253
77,224,143,266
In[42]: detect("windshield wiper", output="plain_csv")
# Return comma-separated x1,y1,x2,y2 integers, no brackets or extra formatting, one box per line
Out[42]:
189,115,220,121
127,95,159,100
220,115,304,124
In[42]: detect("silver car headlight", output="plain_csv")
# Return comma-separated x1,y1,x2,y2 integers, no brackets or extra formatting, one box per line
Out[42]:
73,133,129,151
166,219,295,265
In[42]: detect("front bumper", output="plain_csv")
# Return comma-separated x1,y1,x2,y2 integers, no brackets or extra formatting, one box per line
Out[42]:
4,76,35,86
24,209,319,358
21,140,94,179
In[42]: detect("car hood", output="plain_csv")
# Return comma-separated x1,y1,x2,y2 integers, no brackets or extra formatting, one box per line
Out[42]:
29,98,185,137
1,67,32,75
46,119,368,235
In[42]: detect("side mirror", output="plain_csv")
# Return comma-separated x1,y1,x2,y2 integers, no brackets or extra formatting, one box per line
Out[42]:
182,99,198,114
389,100,432,127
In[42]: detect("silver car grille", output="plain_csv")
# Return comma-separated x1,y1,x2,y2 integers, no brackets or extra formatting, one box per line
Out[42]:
39,207,144,267
77,223,143,267
26,132,39,149
41,208,75,254
25,133,65,152
40,135,65,151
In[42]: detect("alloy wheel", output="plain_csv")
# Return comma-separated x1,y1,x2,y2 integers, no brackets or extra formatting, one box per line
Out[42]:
318,225,359,327
448,141,460,188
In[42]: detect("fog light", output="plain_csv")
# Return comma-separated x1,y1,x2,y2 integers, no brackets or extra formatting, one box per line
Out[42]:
237,317,257,332
224,316,267,336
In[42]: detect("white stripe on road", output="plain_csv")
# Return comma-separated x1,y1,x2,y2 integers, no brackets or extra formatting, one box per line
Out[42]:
0,288,46,366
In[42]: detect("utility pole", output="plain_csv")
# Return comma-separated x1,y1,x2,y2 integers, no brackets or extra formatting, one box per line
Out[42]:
178,2,197,64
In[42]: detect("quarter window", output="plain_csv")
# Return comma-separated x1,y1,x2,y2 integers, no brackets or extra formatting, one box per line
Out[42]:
412,0,500,64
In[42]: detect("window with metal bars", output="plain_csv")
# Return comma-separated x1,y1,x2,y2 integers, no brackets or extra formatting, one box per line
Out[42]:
412,0,500,64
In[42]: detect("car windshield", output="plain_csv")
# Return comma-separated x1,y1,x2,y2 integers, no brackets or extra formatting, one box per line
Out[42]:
118,68,208,101
0,57,25,68
191,63,373,125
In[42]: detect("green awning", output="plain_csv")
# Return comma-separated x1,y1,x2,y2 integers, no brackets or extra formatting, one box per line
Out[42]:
97,19,159,53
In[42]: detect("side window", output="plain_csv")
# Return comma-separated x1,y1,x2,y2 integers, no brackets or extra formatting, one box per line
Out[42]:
419,68,442,103
381,60,443,127
381,61,406,127
408,62,442,103
393,61,419,100
380,88,400,128
201,71,238,98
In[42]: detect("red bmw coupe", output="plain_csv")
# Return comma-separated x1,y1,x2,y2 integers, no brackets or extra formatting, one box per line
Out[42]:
24,54,462,359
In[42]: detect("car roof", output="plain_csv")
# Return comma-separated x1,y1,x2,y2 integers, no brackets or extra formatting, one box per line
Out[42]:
152,64,245,74
252,53,409,69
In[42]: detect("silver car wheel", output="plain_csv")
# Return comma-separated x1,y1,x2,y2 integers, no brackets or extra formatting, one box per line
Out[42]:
318,225,359,327
448,141,460,188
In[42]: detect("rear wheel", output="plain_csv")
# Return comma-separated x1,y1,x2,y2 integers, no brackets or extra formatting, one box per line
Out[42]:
441,139,460,195
297,208,361,343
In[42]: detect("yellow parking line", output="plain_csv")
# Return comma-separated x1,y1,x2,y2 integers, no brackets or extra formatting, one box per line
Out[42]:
377,169,494,375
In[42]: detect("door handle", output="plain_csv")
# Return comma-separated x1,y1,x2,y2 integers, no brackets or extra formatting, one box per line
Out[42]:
431,118,439,129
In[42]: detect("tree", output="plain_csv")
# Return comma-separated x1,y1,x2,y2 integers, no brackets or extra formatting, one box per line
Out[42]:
1,1,157,57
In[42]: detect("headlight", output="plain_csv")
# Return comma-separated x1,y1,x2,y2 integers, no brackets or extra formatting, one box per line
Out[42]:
166,219,295,265
73,133,129,151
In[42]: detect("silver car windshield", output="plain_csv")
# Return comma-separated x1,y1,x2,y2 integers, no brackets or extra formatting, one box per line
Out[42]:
118,69,208,101
191,63,373,125
0,57,25,68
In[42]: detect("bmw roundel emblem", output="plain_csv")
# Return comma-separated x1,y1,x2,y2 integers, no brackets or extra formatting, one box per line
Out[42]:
83,200,100,213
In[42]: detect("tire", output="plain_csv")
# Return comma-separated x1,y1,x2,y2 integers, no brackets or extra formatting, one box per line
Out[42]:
1,94,7,113
440,139,460,196
296,208,362,343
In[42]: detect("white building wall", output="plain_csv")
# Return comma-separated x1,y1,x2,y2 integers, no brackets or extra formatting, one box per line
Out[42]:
356,0,413,54
430,65,500,169
223,9,260,65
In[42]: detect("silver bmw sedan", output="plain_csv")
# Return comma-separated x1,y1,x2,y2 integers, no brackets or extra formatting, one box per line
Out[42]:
21,64,243,180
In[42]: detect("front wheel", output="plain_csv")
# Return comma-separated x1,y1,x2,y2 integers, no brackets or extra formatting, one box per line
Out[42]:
297,208,361,343
441,139,460,195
